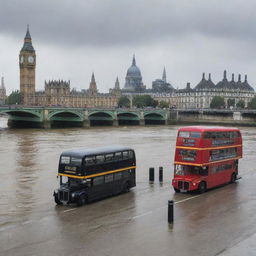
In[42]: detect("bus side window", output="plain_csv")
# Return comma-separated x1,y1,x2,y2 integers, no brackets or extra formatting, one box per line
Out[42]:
85,156,95,165
204,132,211,139
93,176,104,186
105,153,114,162
96,155,105,164
105,174,113,183
123,151,129,160
115,152,122,161
114,172,122,180
129,151,134,159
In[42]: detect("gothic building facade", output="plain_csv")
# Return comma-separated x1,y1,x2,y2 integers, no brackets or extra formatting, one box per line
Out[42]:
17,27,256,109
19,27,120,108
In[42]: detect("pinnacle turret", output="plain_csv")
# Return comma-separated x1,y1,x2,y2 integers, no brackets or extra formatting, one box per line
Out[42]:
162,67,166,83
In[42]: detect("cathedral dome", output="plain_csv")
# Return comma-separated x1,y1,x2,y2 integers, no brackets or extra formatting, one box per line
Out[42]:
126,55,142,77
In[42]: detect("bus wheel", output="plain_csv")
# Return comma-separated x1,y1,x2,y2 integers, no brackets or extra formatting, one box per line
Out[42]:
54,194,62,205
230,173,237,184
76,194,87,207
123,182,130,193
174,188,180,193
198,182,206,194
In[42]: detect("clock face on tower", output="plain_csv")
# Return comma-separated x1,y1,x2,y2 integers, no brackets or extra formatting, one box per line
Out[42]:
28,56,34,63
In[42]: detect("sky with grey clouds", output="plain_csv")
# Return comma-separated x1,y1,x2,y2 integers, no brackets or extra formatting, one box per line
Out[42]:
1,0,256,94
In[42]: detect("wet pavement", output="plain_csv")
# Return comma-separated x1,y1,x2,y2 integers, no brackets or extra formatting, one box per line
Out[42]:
1,117,256,256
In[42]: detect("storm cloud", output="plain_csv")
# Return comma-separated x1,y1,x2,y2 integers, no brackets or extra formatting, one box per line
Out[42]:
1,0,256,93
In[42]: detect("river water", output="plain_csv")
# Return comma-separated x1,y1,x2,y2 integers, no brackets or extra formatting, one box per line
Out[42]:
0,116,256,230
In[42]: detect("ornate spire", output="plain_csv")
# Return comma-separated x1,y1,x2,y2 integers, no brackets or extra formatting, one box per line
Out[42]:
223,70,227,80
202,72,205,80
162,67,167,83
244,74,247,82
231,73,234,82
238,74,241,82
208,73,211,81
91,72,95,83
132,54,136,66
21,25,35,52
25,24,31,40
89,72,97,96
115,76,120,89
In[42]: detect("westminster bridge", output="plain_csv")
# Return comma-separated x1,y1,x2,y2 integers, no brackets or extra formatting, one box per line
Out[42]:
1,106,256,128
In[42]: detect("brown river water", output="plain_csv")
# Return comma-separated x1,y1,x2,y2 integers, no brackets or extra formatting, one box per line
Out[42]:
0,116,256,230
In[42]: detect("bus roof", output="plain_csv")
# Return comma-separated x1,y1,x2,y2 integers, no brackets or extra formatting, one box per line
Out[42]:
178,126,240,133
61,145,134,158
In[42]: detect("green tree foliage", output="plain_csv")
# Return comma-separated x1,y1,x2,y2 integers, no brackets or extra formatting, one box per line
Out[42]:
132,95,156,108
158,101,169,109
5,90,22,105
210,96,225,109
236,100,245,109
227,98,235,107
118,96,130,108
248,97,256,109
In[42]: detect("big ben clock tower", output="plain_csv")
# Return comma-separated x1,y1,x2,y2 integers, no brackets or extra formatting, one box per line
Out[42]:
19,25,36,105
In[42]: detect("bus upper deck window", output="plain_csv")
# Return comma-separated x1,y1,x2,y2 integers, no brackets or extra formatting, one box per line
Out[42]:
61,156,70,164
96,155,105,164
85,156,95,165
115,152,122,160
105,153,114,162
190,132,201,138
129,151,134,159
204,132,211,139
179,131,189,138
123,151,129,159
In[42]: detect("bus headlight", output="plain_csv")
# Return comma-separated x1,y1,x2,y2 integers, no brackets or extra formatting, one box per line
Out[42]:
193,183,196,186
71,193,76,198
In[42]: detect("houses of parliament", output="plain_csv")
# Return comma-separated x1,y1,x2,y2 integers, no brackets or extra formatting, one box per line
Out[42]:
4,26,256,108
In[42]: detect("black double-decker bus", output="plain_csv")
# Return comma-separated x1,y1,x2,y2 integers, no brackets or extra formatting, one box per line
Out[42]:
53,146,136,206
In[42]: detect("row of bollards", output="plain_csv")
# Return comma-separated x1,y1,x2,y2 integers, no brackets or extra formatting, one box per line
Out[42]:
149,167,163,182
149,167,174,223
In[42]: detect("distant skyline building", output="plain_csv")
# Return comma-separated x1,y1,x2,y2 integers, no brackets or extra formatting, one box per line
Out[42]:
152,67,174,93
0,77,7,105
123,55,145,92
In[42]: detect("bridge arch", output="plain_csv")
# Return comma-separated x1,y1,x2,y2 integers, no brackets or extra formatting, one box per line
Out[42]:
117,112,140,125
144,112,166,125
49,110,84,128
89,111,114,126
3,109,42,128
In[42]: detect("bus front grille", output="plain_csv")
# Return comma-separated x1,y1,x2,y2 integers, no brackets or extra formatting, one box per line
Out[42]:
178,181,189,190
59,191,69,202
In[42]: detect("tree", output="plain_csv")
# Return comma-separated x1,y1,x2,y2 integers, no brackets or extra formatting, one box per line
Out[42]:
210,96,225,109
5,90,22,105
227,98,235,107
248,97,256,109
158,101,169,109
118,96,130,108
132,95,155,108
236,100,245,109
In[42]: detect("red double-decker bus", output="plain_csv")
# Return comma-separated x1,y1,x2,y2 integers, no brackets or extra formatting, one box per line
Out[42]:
172,126,242,193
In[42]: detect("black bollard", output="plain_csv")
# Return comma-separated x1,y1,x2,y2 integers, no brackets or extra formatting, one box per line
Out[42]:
149,167,154,182
168,200,174,223
159,166,163,182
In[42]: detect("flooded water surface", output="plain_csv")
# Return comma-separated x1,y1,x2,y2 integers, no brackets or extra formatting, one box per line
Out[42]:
1,116,256,256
